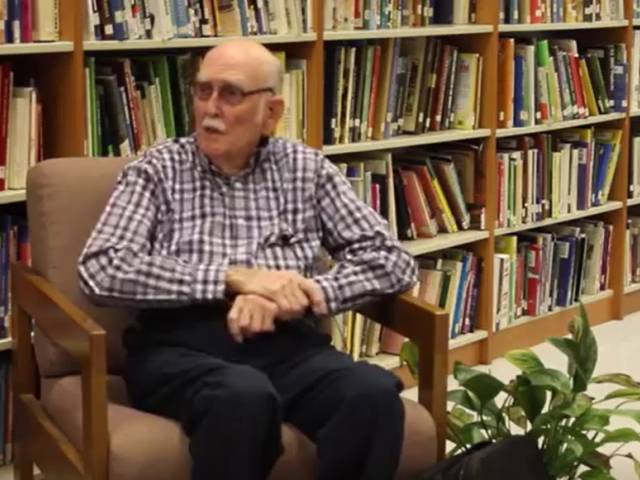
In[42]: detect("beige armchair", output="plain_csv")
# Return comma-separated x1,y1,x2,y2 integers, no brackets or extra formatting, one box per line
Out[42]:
12,157,448,480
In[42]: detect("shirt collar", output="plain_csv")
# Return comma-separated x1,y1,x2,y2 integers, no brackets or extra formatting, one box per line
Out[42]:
193,134,272,179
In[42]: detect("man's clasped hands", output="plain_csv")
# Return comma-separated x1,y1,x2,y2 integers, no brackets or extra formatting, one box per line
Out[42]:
225,267,328,342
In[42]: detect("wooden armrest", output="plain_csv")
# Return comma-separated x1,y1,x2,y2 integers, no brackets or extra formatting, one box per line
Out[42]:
356,291,448,341
11,262,108,480
12,263,106,362
357,291,448,460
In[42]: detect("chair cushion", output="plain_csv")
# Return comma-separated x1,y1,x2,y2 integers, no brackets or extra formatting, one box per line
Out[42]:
40,375,318,480
27,157,136,377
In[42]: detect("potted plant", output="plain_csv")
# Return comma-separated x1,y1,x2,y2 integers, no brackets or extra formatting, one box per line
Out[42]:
400,305,640,479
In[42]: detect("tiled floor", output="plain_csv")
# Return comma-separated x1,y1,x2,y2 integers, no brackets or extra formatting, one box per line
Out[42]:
2,313,640,479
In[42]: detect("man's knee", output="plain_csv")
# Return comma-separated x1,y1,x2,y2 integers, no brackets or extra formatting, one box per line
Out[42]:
190,365,280,426
339,363,404,419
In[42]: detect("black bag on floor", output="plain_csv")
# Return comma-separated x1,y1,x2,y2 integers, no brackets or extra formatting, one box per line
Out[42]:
422,435,551,480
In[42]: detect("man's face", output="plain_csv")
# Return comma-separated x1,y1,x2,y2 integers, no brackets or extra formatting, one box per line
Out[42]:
193,51,274,164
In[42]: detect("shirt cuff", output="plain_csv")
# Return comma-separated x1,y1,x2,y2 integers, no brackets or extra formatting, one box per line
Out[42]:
313,274,343,316
192,260,229,302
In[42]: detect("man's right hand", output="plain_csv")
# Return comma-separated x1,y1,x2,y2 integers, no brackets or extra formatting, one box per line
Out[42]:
226,267,327,319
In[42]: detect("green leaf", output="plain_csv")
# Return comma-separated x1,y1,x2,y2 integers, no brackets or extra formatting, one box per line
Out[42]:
512,374,547,422
459,422,488,446
579,468,615,480
399,341,419,379
453,362,505,405
505,349,545,373
448,389,481,413
582,450,611,470
548,336,589,392
568,304,598,391
598,428,640,445
450,405,475,426
506,406,528,429
591,373,640,389
599,409,640,427
574,409,611,432
551,438,584,476
563,393,593,417
626,453,640,479
527,368,572,395
601,388,640,402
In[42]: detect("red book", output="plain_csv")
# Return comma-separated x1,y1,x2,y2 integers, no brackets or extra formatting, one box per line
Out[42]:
399,169,438,238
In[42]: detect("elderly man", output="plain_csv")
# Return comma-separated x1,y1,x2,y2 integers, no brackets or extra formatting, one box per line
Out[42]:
78,40,429,480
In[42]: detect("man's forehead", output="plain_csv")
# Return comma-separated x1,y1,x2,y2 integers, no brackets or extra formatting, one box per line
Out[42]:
198,52,261,84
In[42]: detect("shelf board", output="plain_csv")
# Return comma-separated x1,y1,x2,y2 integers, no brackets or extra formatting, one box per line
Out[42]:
323,129,491,155
499,20,628,32
496,113,626,138
0,42,74,55
628,198,640,207
495,201,623,236
83,33,317,51
625,283,640,295
634,19,640,26
365,353,402,370
0,338,11,352
449,330,488,350
498,290,613,332
323,24,493,41
402,230,489,256
0,190,25,205
631,110,640,118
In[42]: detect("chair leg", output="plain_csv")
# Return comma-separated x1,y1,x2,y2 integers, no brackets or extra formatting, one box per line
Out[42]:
14,445,35,480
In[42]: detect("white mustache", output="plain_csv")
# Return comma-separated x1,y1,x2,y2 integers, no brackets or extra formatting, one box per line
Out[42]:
202,117,227,133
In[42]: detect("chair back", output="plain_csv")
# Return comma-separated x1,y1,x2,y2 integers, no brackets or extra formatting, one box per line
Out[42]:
26,157,135,377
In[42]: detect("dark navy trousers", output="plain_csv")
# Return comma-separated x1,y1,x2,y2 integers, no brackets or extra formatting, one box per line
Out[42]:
122,304,405,480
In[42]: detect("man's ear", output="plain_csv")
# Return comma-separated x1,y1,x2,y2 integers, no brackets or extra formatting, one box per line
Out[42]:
262,95,285,136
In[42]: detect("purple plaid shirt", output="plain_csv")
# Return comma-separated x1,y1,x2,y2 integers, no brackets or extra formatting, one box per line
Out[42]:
78,136,417,314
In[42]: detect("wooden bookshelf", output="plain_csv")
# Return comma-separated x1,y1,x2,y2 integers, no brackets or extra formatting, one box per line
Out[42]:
18,0,640,375
0,42,74,55
0,190,26,205
401,231,489,256
83,34,318,51
0,338,11,352
498,20,629,32
322,129,491,155
494,201,623,236
496,112,626,138
324,25,494,41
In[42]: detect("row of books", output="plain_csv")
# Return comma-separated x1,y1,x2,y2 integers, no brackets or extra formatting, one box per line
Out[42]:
500,0,625,24
85,0,312,41
330,247,482,359
0,215,30,338
629,132,640,200
498,38,626,129
335,144,484,242
324,38,482,146
629,32,640,113
626,216,640,286
324,0,477,31
84,52,305,157
0,353,12,465
0,0,59,43
496,128,621,229
494,221,612,330
0,65,42,191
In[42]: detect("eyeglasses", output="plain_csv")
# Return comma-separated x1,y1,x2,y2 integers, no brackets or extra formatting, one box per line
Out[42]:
192,80,275,106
